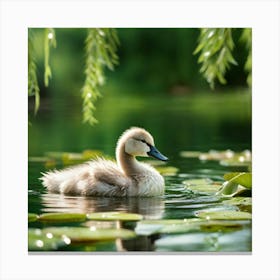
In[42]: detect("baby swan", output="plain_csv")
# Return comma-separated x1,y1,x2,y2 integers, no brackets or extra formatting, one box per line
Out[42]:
41,127,168,197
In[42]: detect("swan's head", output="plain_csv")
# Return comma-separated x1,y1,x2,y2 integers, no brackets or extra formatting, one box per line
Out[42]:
117,127,168,161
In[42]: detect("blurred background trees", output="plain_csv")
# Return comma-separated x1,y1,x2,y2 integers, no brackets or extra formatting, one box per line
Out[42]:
28,28,251,125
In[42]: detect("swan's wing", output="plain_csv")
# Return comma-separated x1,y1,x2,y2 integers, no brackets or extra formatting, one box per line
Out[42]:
41,158,132,196
88,158,131,187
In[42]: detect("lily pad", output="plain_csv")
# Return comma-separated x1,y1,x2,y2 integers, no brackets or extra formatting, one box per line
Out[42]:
196,210,252,220
87,212,143,221
82,149,103,160
179,151,201,158
183,178,213,185
28,228,69,251
223,172,252,189
199,150,234,161
220,156,251,167
155,228,251,252
135,219,202,236
42,227,136,242
222,197,252,206
38,213,86,223
185,184,222,193
155,166,179,176
183,178,222,194
28,213,39,222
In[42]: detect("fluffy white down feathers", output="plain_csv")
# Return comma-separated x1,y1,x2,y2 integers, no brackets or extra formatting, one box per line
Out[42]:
40,127,166,197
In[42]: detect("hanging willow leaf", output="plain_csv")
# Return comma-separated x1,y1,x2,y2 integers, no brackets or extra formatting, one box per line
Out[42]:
44,28,56,87
194,28,237,89
240,28,252,87
81,28,119,125
28,30,40,115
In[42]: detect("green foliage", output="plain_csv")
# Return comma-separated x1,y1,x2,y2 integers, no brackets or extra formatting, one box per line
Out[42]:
28,31,40,114
194,28,238,89
81,28,119,125
240,28,252,87
44,28,56,87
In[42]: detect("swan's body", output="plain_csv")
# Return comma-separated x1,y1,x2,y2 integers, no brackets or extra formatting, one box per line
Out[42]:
41,127,168,197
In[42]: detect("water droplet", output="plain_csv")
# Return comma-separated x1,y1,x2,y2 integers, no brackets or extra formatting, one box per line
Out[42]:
204,51,211,57
90,226,96,231
36,240,44,248
46,233,53,239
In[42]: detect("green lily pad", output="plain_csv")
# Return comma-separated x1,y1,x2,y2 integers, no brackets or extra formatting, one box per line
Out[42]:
82,149,103,160
42,227,136,242
222,197,252,206
219,158,251,167
179,151,201,158
155,166,179,176
183,178,222,193
28,157,49,162
199,150,235,161
28,213,39,222
28,229,69,251
183,178,213,185
38,213,87,222
196,210,252,220
87,212,143,221
185,184,222,193
223,172,252,189
45,151,65,159
135,219,202,235
155,228,252,252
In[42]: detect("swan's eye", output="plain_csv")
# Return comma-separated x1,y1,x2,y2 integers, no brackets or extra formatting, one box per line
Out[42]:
139,139,152,147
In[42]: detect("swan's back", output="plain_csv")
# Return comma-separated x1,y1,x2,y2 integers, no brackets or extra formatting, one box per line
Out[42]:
41,158,132,196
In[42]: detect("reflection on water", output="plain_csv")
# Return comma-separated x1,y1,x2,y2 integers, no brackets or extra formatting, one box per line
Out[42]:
28,93,251,252
41,193,165,220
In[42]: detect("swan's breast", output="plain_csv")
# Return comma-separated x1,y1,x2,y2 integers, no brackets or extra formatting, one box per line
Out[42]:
130,163,165,196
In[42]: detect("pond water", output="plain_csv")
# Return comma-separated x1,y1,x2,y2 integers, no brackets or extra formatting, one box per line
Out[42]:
28,90,252,252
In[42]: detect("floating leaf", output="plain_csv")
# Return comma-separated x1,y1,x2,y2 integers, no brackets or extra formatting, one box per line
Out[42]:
223,172,252,189
199,150,234,161
28,157,49,162
183,178,213,185
28,228,69,251
179,151,201,158
183,178,222,194
216,180,240,196
155,166,179,176
196,210,252,220
222,197,252,206
135,219,202,236
45,151,65,159
155,228,251,252
28,213,39,222
220,158,251,167
38,213,87,223
42,226,136,242
87,212,143,221
82,149,102,160
62,152,84,165
185,184,222,194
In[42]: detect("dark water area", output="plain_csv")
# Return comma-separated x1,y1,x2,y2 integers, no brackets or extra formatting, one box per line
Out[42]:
28,90,252,252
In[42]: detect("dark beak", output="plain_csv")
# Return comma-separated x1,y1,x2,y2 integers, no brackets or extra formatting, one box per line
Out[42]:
147,146,168,161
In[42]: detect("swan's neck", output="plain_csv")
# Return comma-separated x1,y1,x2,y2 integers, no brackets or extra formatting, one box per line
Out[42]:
116,145,143,176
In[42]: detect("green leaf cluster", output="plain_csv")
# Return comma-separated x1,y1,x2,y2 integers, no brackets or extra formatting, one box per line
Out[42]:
194,28,237,89
194,28,251,89
28,28,119,125
28,32,40,114
81,28,119,125
240,28,252,87
44,28,56,87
